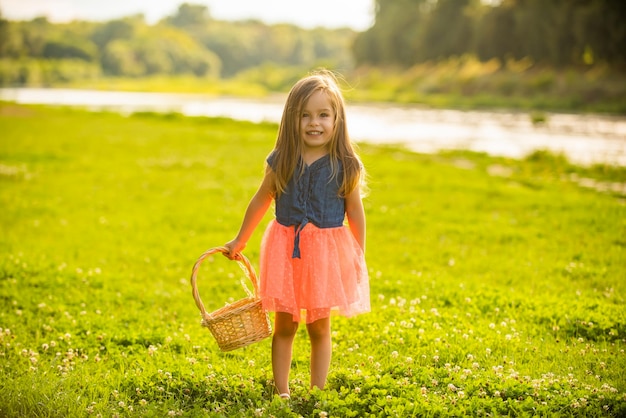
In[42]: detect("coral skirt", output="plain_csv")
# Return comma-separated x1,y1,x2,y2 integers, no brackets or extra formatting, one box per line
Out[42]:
259,220,370,324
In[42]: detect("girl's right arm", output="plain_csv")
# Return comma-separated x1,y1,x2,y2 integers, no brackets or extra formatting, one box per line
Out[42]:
223,166,274,259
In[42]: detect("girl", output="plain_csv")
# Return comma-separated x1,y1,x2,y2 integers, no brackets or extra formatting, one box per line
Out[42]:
223,70,370,399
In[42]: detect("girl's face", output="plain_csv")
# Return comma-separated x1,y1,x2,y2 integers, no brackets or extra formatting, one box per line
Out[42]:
300,90,335,155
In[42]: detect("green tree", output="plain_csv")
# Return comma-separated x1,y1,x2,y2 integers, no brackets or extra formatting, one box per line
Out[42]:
354,0,426,66
355,0,626,68
417,0,476,61
166,3,211,28
91,19,136,50
474,1,519,62
42,33,98,61
572,0,626,66
101,39,143,76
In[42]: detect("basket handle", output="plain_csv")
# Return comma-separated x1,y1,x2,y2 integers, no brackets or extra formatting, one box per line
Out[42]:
190,247,260,320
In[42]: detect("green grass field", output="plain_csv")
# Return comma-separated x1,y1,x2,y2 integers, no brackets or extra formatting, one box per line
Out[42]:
1,103,625,417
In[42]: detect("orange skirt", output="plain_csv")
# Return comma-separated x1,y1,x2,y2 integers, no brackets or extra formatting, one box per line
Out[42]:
259,220,370,323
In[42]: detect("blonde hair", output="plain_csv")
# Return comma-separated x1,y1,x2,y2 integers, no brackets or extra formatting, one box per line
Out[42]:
270,70,364,198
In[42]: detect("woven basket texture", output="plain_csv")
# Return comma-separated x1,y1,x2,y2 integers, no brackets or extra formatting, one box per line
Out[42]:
191,247,271,352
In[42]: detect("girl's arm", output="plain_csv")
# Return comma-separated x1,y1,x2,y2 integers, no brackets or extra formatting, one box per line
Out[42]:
223,167,274,259
345,180,366,252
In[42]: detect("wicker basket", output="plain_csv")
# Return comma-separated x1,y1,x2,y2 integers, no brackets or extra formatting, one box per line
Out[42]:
190,247,272,352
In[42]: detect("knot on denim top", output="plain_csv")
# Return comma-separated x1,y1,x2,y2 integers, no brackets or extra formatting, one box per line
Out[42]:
267,152,345,258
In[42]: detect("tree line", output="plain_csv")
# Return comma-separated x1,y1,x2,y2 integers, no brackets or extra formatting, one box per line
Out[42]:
0,3,355,82
355,0,626,68
0,0,624,86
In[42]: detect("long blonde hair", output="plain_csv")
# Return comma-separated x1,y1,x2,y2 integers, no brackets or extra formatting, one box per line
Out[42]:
269,70,363,198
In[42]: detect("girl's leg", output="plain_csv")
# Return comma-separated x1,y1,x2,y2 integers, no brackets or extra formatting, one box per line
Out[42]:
306,316,331,390
272,312,299,395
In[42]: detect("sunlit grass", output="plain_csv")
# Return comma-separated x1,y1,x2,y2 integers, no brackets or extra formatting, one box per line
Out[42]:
0,103,624,416
61,74,269,97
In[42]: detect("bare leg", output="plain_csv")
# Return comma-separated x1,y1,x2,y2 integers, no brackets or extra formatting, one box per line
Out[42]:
306,316,331,390
272,312,299,396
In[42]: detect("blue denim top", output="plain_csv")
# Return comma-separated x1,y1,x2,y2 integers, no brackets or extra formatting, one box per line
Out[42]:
267,151,346,258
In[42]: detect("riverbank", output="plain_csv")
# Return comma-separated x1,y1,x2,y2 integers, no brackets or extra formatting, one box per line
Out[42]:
39,60,626,115
1,104,624,416
6,56,626,114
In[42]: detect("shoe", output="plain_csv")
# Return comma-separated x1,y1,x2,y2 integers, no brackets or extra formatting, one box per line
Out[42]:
279,393,290,400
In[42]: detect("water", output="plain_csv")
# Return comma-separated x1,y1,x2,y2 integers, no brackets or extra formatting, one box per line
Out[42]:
2,87,625,166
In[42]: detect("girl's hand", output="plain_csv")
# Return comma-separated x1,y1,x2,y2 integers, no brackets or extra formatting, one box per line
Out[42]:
223,239,245,260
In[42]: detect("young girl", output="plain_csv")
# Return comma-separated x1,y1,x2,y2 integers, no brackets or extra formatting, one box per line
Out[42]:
223,70,370,399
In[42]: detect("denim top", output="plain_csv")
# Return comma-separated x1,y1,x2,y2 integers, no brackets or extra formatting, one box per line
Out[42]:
267,151,346,258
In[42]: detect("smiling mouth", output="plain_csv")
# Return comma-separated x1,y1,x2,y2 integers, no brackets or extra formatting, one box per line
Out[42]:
307,131,323,135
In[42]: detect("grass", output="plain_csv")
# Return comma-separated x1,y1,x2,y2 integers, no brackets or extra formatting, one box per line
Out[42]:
0,103,625,417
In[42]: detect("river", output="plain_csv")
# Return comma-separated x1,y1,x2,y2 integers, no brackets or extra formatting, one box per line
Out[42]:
2,88,625,166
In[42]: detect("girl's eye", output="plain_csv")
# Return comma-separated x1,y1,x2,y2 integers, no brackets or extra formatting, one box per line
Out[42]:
320,113,329,117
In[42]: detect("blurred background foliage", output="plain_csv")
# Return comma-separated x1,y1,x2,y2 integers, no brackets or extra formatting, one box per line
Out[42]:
0,0,625,112
355,0,625,68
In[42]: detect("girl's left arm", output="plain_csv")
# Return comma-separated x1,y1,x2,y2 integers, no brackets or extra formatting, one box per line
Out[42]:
345,185,366,252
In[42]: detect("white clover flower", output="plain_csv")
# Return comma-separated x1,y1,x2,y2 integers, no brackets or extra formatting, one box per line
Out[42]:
448,383,457,392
